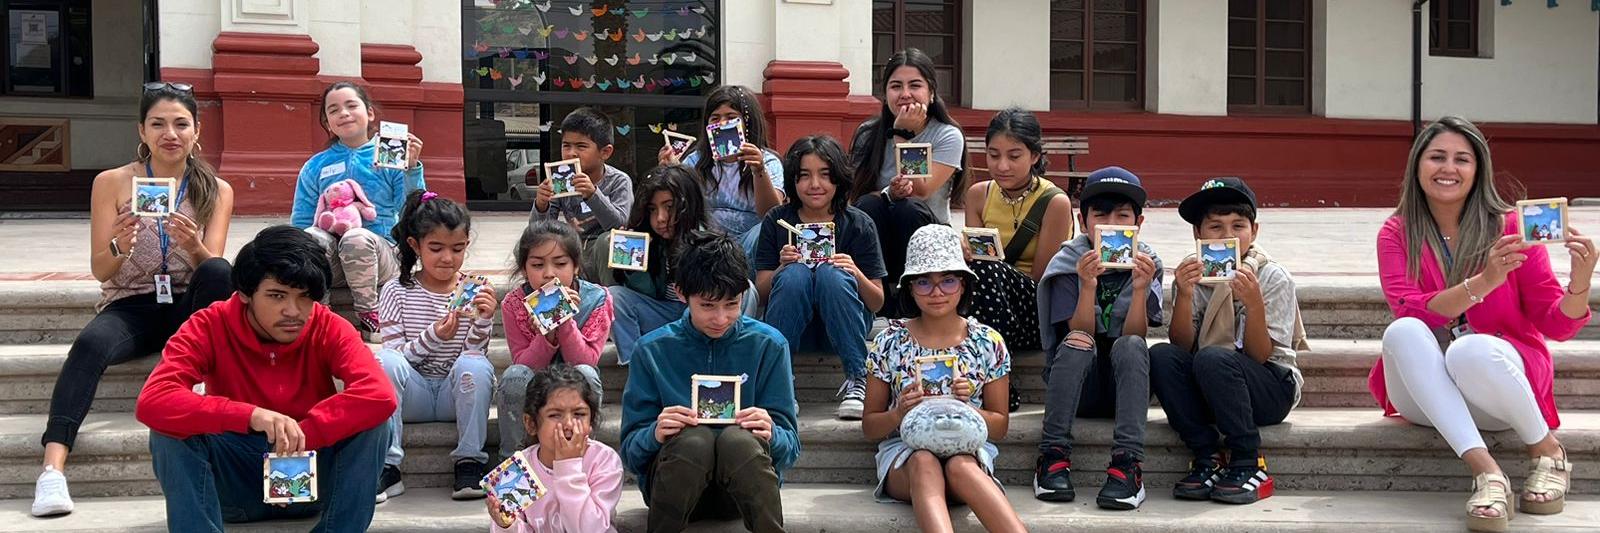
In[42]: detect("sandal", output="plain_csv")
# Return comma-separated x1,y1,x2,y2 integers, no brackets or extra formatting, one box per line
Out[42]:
1466,472,1513,532
1521,445,1571,515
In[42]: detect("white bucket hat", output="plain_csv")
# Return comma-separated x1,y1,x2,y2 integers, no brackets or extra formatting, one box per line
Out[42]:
899,224,976,289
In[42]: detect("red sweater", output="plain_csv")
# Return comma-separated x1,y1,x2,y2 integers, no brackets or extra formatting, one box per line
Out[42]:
135,294,398,450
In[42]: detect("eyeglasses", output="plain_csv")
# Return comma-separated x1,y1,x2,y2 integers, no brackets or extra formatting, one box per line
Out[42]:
142,82,194,93
909,275,962,296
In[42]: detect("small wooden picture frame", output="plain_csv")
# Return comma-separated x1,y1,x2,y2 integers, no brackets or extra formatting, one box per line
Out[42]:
374,121,410,170
963,227,1004,262
481,451,547,528
447,273,490,316
608,230,651,271
1094,225,1139,269
913,353,960,397
525,278,579,335
706,117,745,161
1516,197,1569,244
262,451,318,504
132,177,177,218
792,222,837,268
1197,238,1241,284
895,142,933,179
691,374,742,424
662,130,698,163
544,158,583,198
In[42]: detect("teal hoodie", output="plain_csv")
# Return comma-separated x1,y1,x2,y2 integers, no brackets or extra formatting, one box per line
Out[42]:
619,314,800,503
291,136,426,244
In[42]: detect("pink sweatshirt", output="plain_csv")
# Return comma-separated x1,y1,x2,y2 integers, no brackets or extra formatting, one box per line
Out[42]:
499,284,613,369
491,440,624,533
1370,214,1591,429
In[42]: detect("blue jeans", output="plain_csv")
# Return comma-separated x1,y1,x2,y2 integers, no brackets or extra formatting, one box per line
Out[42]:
149,424,388,533
761,264,872,379
609,284,760,365
376,349,495,466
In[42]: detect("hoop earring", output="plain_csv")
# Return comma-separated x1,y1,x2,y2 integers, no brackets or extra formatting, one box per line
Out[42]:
190,142,202,160
136,143,152,161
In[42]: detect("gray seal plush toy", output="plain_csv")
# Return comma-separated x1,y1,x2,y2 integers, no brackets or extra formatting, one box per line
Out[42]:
899,397,987,458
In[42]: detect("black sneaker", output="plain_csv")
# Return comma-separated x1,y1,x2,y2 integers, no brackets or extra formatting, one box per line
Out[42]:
1173,454,1224,500
1211,455,1274,505
1032,446,1075,502
451,460,487,500
375,464,404,504
1096,451,1146,510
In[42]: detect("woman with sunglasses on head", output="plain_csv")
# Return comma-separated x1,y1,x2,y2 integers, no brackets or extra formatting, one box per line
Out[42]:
31,82,236,518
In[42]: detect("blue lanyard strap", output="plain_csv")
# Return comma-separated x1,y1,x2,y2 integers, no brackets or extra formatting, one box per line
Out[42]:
145,163,190,275
1433,225,1468,325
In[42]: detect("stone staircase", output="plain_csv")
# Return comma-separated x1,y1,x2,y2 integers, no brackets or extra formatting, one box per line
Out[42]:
2,278,1599,531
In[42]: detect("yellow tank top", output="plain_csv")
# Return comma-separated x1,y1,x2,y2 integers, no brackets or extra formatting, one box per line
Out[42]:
979,177,1058,273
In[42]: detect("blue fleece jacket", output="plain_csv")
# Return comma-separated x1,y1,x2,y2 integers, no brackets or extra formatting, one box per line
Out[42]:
291,137,426,244
619,314,799,503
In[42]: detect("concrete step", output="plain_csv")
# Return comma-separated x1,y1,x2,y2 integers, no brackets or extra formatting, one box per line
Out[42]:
7,337,1599,415
1,485,1598,532
10,279,1596,344
4,405,1597,500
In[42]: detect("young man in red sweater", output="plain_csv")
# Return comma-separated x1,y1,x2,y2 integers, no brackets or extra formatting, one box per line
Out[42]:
136,225,397,532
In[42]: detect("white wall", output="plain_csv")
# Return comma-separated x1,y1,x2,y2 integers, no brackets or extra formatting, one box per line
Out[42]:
1422,1,1597,124
963,0,1049,110
1145,0,1228,116
721,1,775,91
158,0,220,69
722,0,875,95
308,1,361,77
1314,0,1411,119
413,0,461,83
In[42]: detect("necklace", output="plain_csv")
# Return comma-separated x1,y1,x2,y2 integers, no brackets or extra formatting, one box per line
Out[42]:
999,177,1037,229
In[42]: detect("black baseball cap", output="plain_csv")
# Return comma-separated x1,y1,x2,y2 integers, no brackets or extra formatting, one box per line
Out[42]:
1178,177,1258,225
1080,166,1147,208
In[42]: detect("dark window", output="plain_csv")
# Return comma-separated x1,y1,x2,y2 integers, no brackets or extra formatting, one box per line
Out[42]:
871,0,961,104
1430,0,1478,57
460,0,721,210
2,0,93,97
1227,0,1309,113
1050,0,1144,110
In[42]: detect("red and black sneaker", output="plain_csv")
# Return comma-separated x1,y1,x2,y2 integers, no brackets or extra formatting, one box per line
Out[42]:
1032,446,1075,502
1211,455,1274,505
1096,451,1145,510
1173,453,1225,500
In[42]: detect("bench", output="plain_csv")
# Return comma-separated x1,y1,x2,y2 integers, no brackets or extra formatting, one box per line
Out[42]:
963,134,1091,200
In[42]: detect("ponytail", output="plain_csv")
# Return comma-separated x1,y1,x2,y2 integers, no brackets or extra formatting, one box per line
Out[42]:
392,190,471,287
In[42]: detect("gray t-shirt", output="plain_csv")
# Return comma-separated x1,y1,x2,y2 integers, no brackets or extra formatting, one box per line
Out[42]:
528,164,634,240
1188,261,1304,406
875,119,964,224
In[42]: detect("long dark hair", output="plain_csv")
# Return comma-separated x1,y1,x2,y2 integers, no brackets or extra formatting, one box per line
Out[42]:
510,219,584,287
317,81,379,148
1395,116,1510,286
782,135,853,215
617,165,708,283
848,48,964,201
694,85,772,197
392,190,471,287
139,84,222,224
986,107,1049,177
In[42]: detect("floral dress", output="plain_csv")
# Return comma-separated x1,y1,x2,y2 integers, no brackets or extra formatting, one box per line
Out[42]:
866,317,1011,502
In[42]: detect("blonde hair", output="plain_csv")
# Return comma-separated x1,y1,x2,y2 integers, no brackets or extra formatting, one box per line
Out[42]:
1394,116,1511,285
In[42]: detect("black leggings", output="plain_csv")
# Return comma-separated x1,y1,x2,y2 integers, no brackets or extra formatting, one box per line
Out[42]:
42,257,233,450
853,192,940,319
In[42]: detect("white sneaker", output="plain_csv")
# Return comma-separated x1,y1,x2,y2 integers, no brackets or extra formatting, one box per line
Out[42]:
836,376,867,420
31,466,74,517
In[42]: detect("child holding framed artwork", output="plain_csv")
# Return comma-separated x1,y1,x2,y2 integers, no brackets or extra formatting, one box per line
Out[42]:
659,85,786,265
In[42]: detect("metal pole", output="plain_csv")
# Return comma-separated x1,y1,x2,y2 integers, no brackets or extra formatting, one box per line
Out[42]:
1413,0,1428,138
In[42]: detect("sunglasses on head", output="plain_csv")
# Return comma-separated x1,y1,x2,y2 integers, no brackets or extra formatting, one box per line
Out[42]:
143,82,194,93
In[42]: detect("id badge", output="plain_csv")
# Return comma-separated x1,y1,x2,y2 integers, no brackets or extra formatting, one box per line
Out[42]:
1450,323,1474,339
154,275,174,304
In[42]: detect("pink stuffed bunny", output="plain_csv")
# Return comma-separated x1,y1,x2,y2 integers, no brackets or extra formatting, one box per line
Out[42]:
314,179,377,236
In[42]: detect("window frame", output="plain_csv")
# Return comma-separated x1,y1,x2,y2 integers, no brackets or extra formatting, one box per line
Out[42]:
1048,0,1146,111
1226,0,1311,115
1,0,94,98
1429,0,1479,58
870,0,963,105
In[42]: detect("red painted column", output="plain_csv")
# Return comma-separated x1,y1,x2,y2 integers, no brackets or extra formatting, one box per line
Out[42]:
361,44,466,202
761,60,879,154
202,32,329,215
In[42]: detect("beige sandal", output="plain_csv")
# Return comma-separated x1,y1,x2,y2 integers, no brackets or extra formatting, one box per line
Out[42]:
1521,446,1571,515
1467,472,1513,532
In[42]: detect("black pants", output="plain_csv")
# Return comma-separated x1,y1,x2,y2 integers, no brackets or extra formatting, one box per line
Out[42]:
1148,344,1296,463
42,257,233,449
648,426,784,533
853,192,939,319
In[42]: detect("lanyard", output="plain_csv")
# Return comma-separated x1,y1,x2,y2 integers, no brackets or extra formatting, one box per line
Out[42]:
1434,226,1469,325
145,162,190,275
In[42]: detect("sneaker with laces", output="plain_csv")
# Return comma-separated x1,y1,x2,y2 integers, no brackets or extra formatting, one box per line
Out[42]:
1211,455,1274,505
836,376,867,420
1096,451,1146,510
357,311,380,333
1173,453,1224,500
30,466,74,517
451,460,487,500
1032,446,1075,502
375,464,405,504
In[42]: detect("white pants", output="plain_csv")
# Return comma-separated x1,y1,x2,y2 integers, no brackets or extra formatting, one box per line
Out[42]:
1381,317,1550,457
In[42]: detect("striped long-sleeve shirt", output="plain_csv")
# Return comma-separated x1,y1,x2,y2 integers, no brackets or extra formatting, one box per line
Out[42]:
378,278,494,378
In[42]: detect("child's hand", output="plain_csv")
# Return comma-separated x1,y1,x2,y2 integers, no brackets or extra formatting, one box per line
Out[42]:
657,144,677,166
654,405,698,443
434,311,460,341
470,282,498,319
738,143,766,176
534,179,554,211
572,170,597,199
893,383,925,420
778,244,801,266
887,175,915,200
735,407,773,442
1130,252,1157,290
1230,268,1265,310
405,133,424,169
550,419,589,461
1075,250,1104,289
831,253,861,279
952,377,974,402
892,102,928,135
1173,256,1202,293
